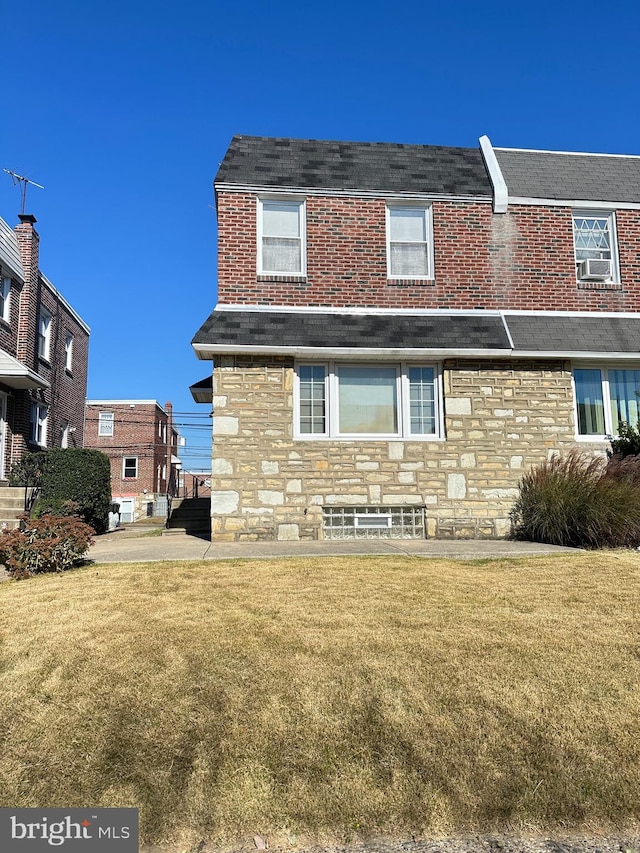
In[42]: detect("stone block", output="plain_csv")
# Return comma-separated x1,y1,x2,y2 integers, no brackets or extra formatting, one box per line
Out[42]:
213,416,239,436
447,473,467,499
262,460,279,475
286,479,302,493
446,398,472,415
211,491,240,514
258,490,285,506
388,443,404,460
212,458,233,475
278,523,300,541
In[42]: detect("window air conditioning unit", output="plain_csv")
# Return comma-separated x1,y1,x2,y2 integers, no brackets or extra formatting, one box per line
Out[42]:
578,258,612,281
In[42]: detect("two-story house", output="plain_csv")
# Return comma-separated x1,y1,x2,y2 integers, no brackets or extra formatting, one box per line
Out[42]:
84,399,180,522
192,135,640,541
0,212,89,480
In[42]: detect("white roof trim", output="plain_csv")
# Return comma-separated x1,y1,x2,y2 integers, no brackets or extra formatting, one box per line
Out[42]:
495,146,640,159
86,399,169,416
214,182,492,204
508,197,640,210
479,136,508,213
41,275,91,334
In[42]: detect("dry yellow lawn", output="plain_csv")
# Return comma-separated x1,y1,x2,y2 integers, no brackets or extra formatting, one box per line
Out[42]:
0,553,639,848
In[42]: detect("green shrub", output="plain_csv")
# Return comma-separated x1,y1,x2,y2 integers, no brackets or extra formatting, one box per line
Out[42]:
609,420,640,457
510,449,640,548
0,514,94,579
40,448,111,534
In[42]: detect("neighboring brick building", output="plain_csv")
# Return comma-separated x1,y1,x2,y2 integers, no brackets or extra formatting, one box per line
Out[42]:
84,400,180,522
0,212,89,479
192,134,640,541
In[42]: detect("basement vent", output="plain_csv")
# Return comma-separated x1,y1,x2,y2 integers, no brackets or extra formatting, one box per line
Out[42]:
323,505,425,540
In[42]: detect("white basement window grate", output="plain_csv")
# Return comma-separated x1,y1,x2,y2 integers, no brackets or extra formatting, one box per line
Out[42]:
323,506,425,540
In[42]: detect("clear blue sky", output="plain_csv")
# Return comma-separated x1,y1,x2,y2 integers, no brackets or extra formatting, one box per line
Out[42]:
2,0,639,470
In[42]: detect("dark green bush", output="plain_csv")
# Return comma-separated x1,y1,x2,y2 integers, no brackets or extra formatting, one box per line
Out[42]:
39,449,111,534
609,421,640,457
510,449,640,548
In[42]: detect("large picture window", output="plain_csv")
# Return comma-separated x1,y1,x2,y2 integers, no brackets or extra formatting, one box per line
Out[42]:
574,366,640,437
258,199,305,275
295,362,441,439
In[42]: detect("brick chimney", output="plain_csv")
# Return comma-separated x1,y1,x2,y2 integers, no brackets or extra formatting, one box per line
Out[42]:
14,214,40,367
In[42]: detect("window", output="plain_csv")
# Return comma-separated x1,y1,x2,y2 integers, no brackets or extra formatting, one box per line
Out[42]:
295,362,442,439
65,334,73,371
0,276,11,323
98,412,114,436
574,367,640,437
30,403,48,447
258,199,305,275
60,419,69,449
123,456,138,479
387,205,433,279
572,211,618,281
38,308,52,360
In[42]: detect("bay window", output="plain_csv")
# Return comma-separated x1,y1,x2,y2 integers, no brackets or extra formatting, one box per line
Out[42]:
295,362,441,439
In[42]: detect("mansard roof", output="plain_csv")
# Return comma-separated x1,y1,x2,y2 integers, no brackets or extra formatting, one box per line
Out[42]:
495,147,640,204
215,135,493,198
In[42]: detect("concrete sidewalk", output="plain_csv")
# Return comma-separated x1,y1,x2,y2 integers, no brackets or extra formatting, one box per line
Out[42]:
89,527,578,563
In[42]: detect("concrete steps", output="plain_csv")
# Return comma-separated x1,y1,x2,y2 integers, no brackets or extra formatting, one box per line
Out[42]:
0,486,28,531
164,497,210,537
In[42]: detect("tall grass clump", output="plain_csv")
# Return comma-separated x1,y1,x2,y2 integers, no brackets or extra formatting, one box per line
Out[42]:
510,449,640,547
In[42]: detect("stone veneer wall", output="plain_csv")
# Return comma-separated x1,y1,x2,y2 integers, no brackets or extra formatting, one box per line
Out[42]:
210,355,583,541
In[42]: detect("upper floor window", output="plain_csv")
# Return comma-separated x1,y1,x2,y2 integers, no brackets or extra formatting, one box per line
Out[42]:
38,308,52,361
295,362,442,439
572,211,618,283
387,205,433,279
65,334,74,372
0,276,11,324
31,403,48,447
123,456,138,479
98,411,114,437
258,199,305,275
574,366,640,437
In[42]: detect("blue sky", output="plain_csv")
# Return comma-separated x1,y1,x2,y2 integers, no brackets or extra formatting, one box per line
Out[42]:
2,0,639,470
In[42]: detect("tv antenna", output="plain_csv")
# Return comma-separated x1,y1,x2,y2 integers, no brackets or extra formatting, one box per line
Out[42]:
3,170,45,215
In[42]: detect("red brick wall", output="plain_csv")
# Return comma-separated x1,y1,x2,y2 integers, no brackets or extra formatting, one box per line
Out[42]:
84,402,171,496
216,192,640,312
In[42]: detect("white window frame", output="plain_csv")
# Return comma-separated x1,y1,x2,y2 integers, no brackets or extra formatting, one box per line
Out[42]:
123,456,138,479
38,308,52,361
294,361,444,440
386,204,434,280
98,411,114,437
60,418,69,449
572,210,619,283
64,333,73,371
572,363,640,440
0,276,11,324
257,197,306,276
31,403,48,447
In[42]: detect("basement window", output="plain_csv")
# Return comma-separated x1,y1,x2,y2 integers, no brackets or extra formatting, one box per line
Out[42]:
323,506,425,540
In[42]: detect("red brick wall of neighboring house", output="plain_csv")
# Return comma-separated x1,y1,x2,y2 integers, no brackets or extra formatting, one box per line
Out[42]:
216,192,640,311
84,402,173,497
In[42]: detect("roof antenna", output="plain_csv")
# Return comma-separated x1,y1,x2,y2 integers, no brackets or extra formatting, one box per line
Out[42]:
3,170,45,215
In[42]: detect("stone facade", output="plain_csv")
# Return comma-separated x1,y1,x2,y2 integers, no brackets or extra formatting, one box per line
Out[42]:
210,355,585,541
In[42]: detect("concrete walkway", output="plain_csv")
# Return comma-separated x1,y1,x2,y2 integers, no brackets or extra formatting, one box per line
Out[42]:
89,526,578,563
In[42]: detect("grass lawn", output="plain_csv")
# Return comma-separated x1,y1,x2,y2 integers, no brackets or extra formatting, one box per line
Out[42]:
0,553,639,848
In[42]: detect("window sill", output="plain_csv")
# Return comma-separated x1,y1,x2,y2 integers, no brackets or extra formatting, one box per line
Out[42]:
65,369,73,377
387,278,435,287
294,434,445,442
577,280,622,291
38,356,51,367
257,274,307,283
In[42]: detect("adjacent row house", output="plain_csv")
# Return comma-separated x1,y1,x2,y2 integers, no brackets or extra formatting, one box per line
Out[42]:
0,213,89,479
192,134,640,541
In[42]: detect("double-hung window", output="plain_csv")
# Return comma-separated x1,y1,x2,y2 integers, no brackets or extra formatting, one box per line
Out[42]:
123,456,138,479
31,403,48,447
572,211,618,282
0,276,11,324
574,366,640,437
38,308,52,361
387,205,433,279
98,411,114,437
258,199,305,275
64,334,73,371
296,362,441,439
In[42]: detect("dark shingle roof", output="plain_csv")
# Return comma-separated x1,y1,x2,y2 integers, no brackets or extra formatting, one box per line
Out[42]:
507,315,640,353
495,148,640,203
215,136,493,197
193,310,640,356
193,310,510,351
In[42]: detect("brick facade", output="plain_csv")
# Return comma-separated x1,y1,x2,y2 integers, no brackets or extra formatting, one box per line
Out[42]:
84,400,180,520
0,214,89,476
